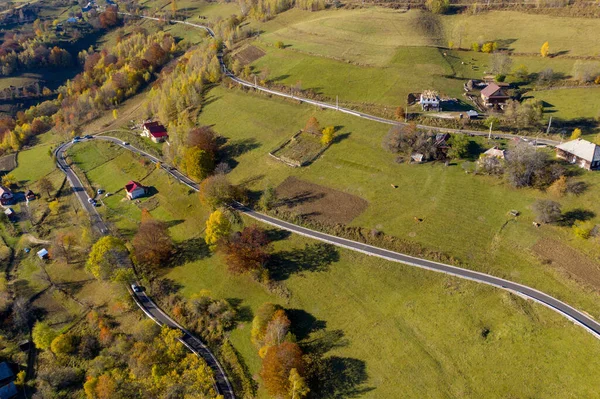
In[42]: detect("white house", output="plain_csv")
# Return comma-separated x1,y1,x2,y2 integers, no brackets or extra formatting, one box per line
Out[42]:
419,90,440,111
125,180,146,200
141,121,169,143
556,139,600,171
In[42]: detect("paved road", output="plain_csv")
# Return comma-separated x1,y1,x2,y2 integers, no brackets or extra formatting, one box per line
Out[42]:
55,137,235,399
131,289,235,399
119,13,560,147
61,136,600,340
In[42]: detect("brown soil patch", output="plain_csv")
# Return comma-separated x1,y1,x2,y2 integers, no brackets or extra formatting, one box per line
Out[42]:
275,177,368,224
533,238,600,290
0,153,16,172
234,45,266,65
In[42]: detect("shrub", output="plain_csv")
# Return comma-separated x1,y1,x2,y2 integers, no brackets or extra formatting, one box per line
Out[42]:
274,41,285,49
573,220,594,239
532,200,562,224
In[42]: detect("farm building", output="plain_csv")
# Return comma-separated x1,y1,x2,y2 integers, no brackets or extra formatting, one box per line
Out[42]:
482,146,507,159
141,122,169,143
125,181,147,200
419,90,441,111
0,185,14,205
480,83,510,109
25,190,35,201
37,248,49,260
556,139,600,171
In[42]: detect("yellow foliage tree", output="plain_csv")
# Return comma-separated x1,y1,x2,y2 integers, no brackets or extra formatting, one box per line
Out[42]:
48,200,60,215
204,209,231,250
540,41,550,57
570,128,582,140
548,175,567,197
321,126,335,146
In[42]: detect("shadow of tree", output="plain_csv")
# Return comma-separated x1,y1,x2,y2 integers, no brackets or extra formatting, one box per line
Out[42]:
221,138,261,159
286,309,327,341
267,243,339,281
279,191,324,208
265,228,291,242
560,208,596,226
226,298,254,323
168,237,211,267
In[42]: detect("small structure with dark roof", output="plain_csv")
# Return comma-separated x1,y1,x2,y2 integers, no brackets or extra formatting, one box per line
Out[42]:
25,190,36,201
125,181,147,200
0,362,14,385
0,185,14,205
0,382,17,399
480,83,510,109
141,121,169,143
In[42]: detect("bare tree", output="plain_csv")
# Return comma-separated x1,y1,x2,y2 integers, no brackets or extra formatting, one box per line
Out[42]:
533,200,562,224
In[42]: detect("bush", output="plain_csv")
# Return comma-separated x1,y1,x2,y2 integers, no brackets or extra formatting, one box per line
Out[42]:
532,200,562,224
274,41,285,49
573,220,594,239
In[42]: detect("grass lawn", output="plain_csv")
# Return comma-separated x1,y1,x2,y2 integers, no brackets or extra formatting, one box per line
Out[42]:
254,8,600,64
526,87,600,121
198,85,600,319
11,143,57,185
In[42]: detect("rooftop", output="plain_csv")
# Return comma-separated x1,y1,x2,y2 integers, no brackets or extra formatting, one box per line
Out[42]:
0,362,14,382
125,181,144,193
557,139,600,163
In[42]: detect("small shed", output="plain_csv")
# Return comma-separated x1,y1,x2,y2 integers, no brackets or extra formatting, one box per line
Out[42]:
25,190,35,201
0,362,14,385
466,110,479,119
0,382,17,399
4,208,16,222
37,248,49,260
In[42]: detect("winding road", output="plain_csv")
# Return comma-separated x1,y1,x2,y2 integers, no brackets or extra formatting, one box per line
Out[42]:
118,12,560,147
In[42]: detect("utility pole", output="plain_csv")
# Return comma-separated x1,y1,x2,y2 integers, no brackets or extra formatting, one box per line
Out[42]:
405,99,409,122
546,116,552,135
336,95,339,110
488,121,493,140
254,75,257,89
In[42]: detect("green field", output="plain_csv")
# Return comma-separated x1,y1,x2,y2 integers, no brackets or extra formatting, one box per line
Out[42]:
527,87,600,121
255,8,600,64
66,136,600,399
11,143,57,184
197,85,600,318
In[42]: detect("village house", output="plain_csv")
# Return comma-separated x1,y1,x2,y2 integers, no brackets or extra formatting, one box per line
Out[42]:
419,90,441,111
0,185,14,205
556,139,600,171
125,181,147,200
25,190,36,201
0,361,16,399
480,83,510,109
482,146,507,160
141,121,169,143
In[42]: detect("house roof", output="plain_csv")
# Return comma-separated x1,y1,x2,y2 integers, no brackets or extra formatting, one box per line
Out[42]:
4,208,14,215
37,248,48,258
466,110,479,117
483,147,506,159
0,382,17,399
0,362,14,382
125,181,144,193
557,139,600,163
143,121,167,134
480,83,508,99
0,185,12,197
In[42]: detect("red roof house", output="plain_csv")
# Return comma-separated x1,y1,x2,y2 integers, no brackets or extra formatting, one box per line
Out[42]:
125,181,147,200
480,83,510,108
142,121,169,143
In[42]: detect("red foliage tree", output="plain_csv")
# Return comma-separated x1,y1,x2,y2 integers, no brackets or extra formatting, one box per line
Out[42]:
187,126,218,157
260,342,305,397
220,225,271,275
132,218,174,270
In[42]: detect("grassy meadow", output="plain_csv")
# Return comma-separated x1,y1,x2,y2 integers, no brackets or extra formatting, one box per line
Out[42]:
527,87,600,121
65,138,600,399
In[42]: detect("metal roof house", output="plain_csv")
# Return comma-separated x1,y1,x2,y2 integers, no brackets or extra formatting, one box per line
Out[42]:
556,139,600,171
125,181,147,200
480,83,510,109
141,122,169,143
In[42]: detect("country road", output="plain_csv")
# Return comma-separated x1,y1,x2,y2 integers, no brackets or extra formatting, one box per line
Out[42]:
118,12,561,147
57,136,600,342
54,138,235,399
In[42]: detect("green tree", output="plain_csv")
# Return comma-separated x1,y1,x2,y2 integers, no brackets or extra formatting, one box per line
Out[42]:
86,236,130,280
199,175,235,210
258,186,277,211
204,209,231,250
448,134,469,159
289,368,310,399
321,126,335,146
32,321,58,351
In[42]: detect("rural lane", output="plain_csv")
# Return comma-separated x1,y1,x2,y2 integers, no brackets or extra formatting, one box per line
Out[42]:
54,138,235,399
119,12,560,147
58,136,600,341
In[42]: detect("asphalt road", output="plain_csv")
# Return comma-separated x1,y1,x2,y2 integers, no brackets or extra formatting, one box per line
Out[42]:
119,13,560,147
131,290,235,399
55,137,235,399
58,136,600,340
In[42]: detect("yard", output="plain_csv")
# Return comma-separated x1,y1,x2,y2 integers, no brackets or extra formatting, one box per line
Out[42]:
526,87,600,122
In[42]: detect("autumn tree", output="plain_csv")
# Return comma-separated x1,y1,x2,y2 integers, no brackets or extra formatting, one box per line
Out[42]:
289,368,310,399
258,186,277,211
570,128,582,140
321,126,335,146
548,175,568,197
263,309,291,348
204,209,231,250
394,106,405,121
51,334,76,355
251,303,281,347
52,232,78,264
425,0,449,13
32,321,58,351
39,176,54,197
184,146,214,180
220,225,271,275
48,200,60,215
304,116,320,135
86,236,131,280
383,124,439,162
1,173,16,187
199,175,235,210
132,217,173,270
260,342,306,398
187,126,219,158
540,41,550,58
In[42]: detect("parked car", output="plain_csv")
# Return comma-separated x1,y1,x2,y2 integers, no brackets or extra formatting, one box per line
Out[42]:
122,141,129,146
87,198,96,205
131,284,143,293
72,137,80,143
85,135,93,139
97,188,104,195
